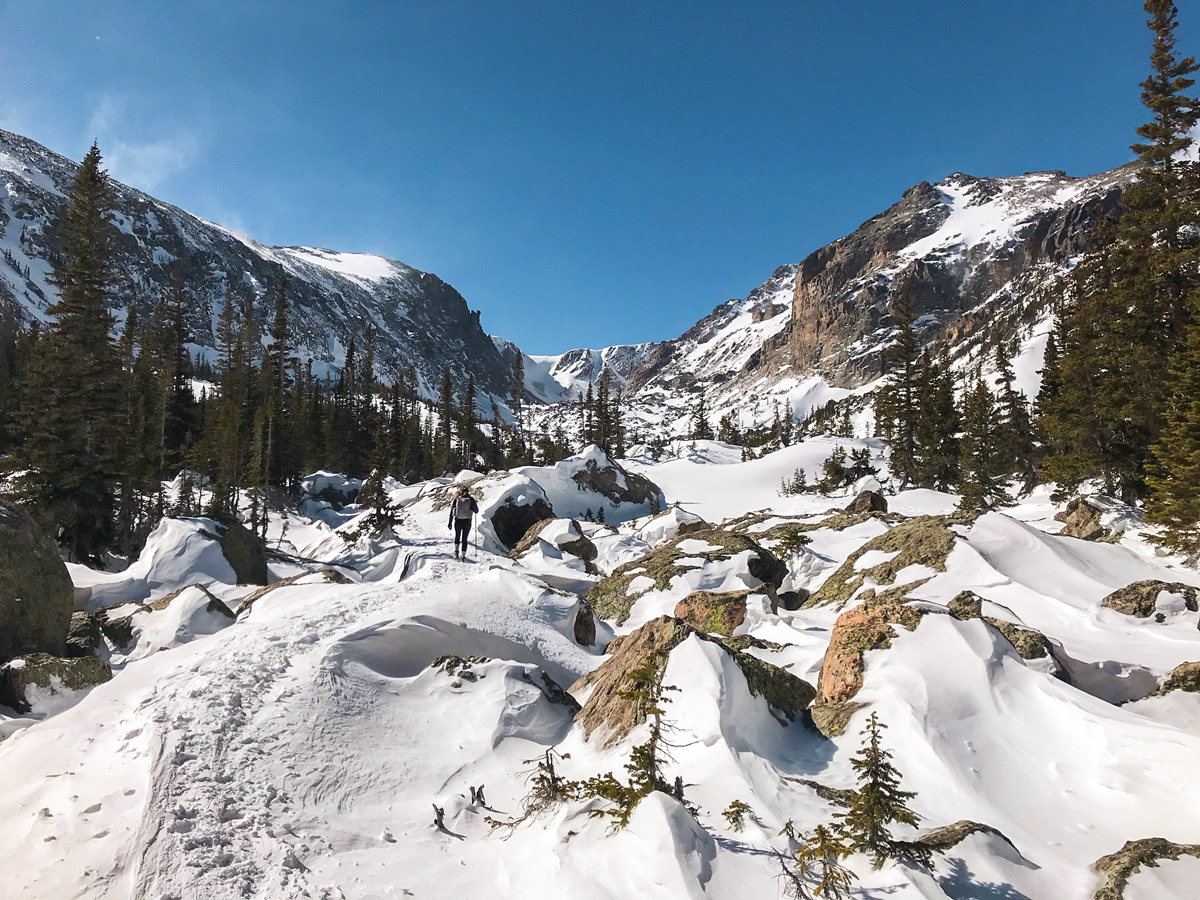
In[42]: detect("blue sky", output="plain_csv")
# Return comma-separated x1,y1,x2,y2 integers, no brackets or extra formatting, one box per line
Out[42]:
1,1,1192,353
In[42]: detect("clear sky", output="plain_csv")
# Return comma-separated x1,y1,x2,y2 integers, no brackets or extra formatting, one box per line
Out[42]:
1,1,1193,353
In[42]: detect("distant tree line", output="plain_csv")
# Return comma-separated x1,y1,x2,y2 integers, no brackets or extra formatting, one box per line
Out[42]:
0,147,602,561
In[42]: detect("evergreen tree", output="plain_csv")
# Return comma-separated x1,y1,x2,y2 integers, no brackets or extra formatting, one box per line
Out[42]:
785,825,857,900
19,144,124,561
875,283,920,488
1039,1,1199,501
992,340,1035,491
912,352,960,491
834,713,921,870
689,389,713,441
1146,319,1200,551
958,379,1010,513
436,369,455,473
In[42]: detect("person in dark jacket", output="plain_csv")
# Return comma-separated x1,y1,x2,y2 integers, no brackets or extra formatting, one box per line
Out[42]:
448,488,479,559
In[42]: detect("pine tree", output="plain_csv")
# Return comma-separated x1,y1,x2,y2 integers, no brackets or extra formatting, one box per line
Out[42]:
19,144,124,561
1146,319,1200,552
690,389,713,441
785,824,857,900
992,340,1035,491
912,352,960,490
1039,1,1199,501
959,379,1010,513
875,282,920,488
834,713,921,870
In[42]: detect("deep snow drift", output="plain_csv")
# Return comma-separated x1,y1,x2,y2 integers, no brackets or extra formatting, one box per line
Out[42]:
2,442,1200,900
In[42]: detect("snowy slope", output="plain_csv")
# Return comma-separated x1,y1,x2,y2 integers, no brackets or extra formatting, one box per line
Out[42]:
0,128,511,399
4,437,1200,898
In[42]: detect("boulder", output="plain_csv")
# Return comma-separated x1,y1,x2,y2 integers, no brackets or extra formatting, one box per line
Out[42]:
585,526,787,625
0,652,112,713
211,517,269,585
807,516,956,607
674,589,761,636
148,583,236,619
0,500,74,662
573,599,597,647
237,569,352,617
846,490,888,515
1055,497,1110,541
569,447,662,508
491,497,557,550
1092,838,1200,900
64,612,104,658
1149,661,1200,697
510,518,598,564
1101,580,1198,618
570,615,814,745
93,601,151,647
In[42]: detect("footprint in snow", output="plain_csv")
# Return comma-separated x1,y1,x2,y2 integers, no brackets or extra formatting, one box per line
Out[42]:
82,803,102,814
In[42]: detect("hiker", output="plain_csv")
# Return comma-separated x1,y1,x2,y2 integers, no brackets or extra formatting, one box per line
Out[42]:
448,488,479,559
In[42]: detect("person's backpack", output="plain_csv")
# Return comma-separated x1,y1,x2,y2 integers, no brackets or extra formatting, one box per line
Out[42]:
454,495,474,519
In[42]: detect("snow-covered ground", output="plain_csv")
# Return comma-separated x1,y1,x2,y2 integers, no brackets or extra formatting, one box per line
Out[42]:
2,441,1199,899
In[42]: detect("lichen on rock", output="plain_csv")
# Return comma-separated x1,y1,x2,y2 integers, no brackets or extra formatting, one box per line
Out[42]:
585,526,786,625
805,516,956,608
1101,580,1198,618
0,652,112,713
1149,661,1200,697
1091,837,1200,900
673,589,759,636
569,615,814,745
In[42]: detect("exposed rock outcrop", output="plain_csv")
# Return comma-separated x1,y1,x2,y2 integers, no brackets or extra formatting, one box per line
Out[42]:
491,498,557,550
510,518,598,565
1149,661,1200,697
585,527,786,624
0,652,112,713
1102,581,1198,618
806,516,956,608
0,500,74,662
673,589,761,636
1055,497,1112,541
64,612,104,659
210,517,269,585
570,616,814,745
1091,837,1200,900
846,490,888,515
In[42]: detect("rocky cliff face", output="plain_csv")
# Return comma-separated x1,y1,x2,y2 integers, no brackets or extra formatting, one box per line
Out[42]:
786,166,1132,386
0,129,511,399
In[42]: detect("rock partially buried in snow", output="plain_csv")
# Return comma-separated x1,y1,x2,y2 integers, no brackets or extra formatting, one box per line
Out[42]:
673,589,764,636
1149,661,1200,697
209,517,269,585
1101,580,1199,619
1055,496,1113,541
93,601,151,647
509,518,598,566
634,506,708,547
147,583,236,619
813,597,929,735
0,652,112,713
846,489,888,515
585,526,787,625
806,515,956,608
1091,837,1200,900
570,615,814,745
0,500,74,662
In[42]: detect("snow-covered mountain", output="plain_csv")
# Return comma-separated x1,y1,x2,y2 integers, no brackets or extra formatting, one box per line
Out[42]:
527,160,1139,439
0,129,511,399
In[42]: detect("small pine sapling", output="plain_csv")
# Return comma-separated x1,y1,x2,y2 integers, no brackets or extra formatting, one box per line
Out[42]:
485,749,583,831
834,712,927,870
722,799,753,832
787,824,857,899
